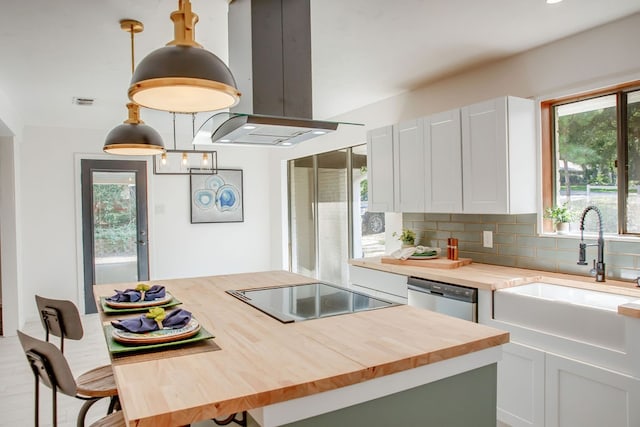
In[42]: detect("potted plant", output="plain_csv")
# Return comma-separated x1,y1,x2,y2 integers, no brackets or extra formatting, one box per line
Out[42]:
544,203,576,234
393,228,416,247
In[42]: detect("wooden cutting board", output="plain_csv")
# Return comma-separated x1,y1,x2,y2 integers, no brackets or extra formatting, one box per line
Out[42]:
381,256,472,269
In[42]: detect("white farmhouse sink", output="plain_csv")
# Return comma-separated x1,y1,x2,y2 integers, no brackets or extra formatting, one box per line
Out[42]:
494,282,640,351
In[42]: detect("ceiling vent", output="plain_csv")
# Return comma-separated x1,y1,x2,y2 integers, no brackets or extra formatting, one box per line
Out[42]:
72,97,95,106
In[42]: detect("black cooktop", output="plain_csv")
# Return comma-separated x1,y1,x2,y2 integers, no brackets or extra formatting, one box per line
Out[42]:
226,282,397,323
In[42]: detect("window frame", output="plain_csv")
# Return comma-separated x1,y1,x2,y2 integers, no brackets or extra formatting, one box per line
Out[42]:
541,80,640,235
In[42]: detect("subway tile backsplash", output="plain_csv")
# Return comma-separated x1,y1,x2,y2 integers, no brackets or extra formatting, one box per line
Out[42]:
403,213,640,282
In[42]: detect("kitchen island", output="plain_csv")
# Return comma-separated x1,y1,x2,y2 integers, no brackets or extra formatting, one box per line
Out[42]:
94,271,508,427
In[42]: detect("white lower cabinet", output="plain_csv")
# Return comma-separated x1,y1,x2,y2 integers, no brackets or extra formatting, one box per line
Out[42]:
545,353,640,427
497,343,640,427
348,265,407,304
497,342,545,427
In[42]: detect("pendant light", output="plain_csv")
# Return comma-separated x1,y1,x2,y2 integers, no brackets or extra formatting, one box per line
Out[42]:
128,0,240,113
103,20,165,155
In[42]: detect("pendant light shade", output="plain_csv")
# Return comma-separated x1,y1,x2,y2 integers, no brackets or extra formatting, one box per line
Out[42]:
103,19,165,156
103,103,165,155
128,0,240,113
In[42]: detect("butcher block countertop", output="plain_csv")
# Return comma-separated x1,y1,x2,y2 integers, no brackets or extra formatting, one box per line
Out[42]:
94,271,509,427
350,257,640,318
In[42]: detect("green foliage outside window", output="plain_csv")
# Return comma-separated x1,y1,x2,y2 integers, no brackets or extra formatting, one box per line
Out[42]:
554,90,640,234
93,183,137,256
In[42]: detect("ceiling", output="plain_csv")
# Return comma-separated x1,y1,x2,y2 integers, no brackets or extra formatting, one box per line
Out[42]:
1,0,639,137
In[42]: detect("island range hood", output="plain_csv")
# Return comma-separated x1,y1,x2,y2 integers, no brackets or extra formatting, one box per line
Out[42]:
193,0,357,147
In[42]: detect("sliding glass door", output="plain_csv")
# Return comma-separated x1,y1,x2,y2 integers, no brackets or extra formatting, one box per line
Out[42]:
288,144,384,285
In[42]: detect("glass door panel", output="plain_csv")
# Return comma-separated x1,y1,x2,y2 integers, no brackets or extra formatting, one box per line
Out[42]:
317,150,348,285
351,144,385,258
289,156,316,277
92,171,139,284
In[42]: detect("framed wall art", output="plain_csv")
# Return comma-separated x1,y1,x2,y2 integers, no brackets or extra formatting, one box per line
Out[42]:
190,169,244,224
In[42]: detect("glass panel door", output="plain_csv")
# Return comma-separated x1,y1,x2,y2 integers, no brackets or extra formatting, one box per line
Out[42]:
289,156,316,277
317,150,348,285
81,160,149,313
351,144,385,258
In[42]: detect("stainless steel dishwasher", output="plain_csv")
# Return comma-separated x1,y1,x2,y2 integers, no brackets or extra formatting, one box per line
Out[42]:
407,276,478,322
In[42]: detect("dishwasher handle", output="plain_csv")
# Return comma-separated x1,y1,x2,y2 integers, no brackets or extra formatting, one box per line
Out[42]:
407,277,477,303
409,284,444,296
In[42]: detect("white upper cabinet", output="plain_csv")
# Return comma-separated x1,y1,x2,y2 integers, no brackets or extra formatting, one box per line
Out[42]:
461,96,536,214
394,119,425,212
367,125,396,212
367,95,535,214
423,109,463,213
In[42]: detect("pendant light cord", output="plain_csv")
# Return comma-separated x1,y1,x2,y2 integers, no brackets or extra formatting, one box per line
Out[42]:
129,24,135,75
173,112,177,150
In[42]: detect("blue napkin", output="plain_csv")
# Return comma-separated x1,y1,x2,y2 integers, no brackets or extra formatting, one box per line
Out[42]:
107,289,141,302
111,309,192,334
143,285,166,301
111,315,157,333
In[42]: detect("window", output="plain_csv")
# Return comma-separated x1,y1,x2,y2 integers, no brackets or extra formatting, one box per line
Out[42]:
288,144,385,284
542,82,640,235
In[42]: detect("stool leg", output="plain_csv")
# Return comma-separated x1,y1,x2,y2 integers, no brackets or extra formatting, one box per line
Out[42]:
34,375,39,427
107,395,120,414
76,398,101,427
52,384,58,427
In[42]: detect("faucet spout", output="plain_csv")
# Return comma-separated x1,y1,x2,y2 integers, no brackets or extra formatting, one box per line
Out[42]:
578,205,606,282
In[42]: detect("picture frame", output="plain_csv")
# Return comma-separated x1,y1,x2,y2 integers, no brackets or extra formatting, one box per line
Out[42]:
190,169,244,224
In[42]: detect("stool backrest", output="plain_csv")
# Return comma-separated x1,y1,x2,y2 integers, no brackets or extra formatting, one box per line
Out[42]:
35,295,84,351
17,330,78,397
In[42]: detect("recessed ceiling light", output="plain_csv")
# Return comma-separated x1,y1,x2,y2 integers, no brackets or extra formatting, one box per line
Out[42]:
281,142,292,146
243,125,257,130
220,139,231,143
546,0,562,4
312,130,327,135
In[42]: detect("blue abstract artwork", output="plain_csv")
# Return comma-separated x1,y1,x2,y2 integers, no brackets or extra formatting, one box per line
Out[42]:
190,169,243,223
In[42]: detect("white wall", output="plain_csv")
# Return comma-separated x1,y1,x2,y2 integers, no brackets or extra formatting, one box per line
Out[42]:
0,135,22,334
268,12,640,270
150,145,272,279
16,125,272,323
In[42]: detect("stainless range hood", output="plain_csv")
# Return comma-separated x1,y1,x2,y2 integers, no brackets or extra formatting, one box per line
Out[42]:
194,0,359,147
194,112,344,147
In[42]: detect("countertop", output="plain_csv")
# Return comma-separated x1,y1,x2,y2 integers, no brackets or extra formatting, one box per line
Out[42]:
94,271,509,426
350,257,640,318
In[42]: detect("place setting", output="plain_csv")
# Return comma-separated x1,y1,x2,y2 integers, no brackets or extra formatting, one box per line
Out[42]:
101,285,217,359
100,283,183,314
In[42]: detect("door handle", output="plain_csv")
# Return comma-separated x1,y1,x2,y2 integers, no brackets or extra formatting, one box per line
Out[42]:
137,240,146,246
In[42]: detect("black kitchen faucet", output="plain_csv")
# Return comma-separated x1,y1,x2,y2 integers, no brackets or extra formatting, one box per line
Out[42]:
577,205,606,282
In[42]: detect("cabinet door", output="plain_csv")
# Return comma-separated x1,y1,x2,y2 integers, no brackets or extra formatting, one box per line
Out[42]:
461,98,508,213
395,119,425,212
423,109,462,213
367,126,395,212
497,342,545,427
545,353,640,427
